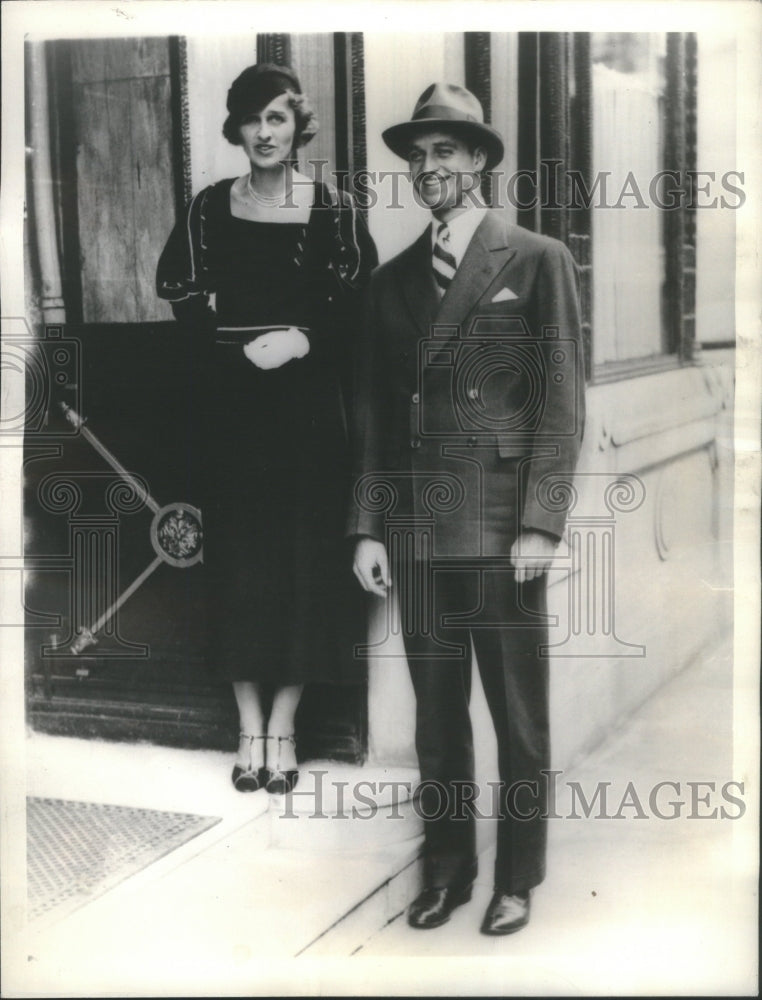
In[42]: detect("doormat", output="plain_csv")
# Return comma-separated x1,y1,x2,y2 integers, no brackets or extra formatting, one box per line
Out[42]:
27,797,222,923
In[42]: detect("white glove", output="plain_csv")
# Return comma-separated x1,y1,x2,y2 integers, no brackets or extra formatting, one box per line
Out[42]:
243,328,310,370
353,538,391,597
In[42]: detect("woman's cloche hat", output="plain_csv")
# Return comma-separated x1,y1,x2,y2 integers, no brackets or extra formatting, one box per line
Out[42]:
223,63,316,147
226,63,302,121
382,82,504,170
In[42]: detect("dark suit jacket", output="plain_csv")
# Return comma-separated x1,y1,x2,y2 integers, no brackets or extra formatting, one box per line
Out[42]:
347,209,585,558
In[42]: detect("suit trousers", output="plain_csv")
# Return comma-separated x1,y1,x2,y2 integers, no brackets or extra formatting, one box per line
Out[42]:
396,558,550,894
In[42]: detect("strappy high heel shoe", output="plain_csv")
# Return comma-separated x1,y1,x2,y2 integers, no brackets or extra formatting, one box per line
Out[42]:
261,735,299,794
231,733,265,792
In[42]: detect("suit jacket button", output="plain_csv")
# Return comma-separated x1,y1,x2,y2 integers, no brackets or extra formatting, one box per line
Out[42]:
411,392,420,404
410,438,421,449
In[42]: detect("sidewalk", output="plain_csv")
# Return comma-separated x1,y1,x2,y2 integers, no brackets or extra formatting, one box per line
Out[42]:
5,630,757,996
358,635,755,994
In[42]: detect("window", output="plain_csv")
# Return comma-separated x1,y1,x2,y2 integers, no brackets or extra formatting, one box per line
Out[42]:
512,32,697,381
591,33,668,366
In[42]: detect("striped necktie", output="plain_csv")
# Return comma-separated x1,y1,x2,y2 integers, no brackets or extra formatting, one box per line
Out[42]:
432,222,457,294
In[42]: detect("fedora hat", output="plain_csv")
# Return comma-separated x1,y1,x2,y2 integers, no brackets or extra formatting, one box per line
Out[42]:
382,82,504,170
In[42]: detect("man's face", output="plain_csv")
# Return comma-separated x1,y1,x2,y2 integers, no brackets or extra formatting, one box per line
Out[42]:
407,130,486,213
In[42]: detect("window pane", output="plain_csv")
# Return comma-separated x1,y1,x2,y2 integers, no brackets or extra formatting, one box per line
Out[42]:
591,33,667,366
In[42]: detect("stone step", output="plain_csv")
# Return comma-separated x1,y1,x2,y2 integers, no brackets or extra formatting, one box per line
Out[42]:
299,842,422,956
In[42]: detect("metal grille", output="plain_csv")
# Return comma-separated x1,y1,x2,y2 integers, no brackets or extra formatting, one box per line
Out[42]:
27,797,221,922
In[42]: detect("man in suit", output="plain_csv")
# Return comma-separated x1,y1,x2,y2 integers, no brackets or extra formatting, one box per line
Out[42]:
348,83,585,934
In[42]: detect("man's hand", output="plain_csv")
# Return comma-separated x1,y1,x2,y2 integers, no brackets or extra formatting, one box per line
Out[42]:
243,328,309,370
510,531,558,584
353,538,392,597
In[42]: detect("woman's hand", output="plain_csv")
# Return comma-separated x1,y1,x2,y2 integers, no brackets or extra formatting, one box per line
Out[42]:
353,537,392,598
243,328,310,369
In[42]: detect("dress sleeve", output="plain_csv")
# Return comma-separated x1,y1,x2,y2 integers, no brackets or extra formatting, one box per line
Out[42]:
156,188,216,330
329,187,378,293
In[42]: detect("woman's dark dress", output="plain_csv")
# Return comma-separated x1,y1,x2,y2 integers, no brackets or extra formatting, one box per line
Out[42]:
157,179,376,684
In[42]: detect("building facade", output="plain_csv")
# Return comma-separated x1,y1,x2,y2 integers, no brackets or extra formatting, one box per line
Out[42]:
23,31,735,772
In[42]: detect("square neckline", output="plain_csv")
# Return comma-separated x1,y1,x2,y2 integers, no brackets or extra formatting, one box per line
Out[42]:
227,176,316,226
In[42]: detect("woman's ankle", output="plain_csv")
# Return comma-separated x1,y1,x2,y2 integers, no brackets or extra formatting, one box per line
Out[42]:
236,732,266,769
264,733,297,772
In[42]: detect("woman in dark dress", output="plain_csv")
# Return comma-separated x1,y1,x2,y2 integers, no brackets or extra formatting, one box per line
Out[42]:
157,64,376,793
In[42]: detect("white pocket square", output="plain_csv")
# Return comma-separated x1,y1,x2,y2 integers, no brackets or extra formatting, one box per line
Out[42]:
491,287,519,303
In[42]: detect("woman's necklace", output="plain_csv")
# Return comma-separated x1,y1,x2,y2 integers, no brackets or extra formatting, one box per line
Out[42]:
246,171,289,207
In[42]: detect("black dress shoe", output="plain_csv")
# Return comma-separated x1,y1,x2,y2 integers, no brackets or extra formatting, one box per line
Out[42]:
480,889,531,936
407,883,473,929
231,763,261,792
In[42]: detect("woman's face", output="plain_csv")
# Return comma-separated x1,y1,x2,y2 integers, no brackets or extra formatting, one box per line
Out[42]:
238,92,297,170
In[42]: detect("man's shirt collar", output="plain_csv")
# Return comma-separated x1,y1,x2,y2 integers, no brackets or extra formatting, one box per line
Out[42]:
430,202,487,268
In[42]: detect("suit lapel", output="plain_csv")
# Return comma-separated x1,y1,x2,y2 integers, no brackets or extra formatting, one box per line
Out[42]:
397,226,440,336
435,211,517,332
